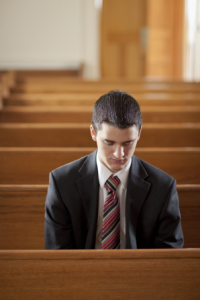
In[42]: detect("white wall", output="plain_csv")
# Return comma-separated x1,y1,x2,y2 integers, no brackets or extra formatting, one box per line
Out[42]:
82,0,101,79
194,0,200,80
0,0,101,79
183,0,200,81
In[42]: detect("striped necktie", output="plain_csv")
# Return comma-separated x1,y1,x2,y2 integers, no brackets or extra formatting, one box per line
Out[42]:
102,175,120,249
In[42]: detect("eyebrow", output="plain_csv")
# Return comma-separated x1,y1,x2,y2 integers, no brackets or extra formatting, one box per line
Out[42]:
104,139,134,143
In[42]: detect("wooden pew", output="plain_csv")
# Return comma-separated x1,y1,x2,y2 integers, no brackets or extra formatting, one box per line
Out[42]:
0,123,200,147
0,83,3,109
1,106,200,123
4,92,200,107
12,74,200,87
0,106,94,123
0,71,15,98
178,185,200,248
0,184,199,249
0,77,9,99
0,249,199,300
0,185,46,250
0,147,200,184
11,81,200,93
15,68,84,82
14,75,200,84
2,71,15,88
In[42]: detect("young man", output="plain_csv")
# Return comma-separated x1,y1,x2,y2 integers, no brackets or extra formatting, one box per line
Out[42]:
45,90,184,249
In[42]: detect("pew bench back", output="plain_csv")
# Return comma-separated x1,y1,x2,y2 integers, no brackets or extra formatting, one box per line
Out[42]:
1,124,200,147
1,106,200,123
0,249,200,300
1,147,200,184
0,184,199,249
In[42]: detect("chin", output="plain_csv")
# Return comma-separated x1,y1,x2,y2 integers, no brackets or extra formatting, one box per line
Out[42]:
109,164,125,173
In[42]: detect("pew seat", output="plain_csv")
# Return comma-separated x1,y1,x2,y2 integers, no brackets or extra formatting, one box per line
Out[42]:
0,249,199,300
0,123,200,147
1,147,200,184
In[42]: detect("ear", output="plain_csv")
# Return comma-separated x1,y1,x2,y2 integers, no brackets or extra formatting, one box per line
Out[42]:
90,125,97,141
137,126,142,140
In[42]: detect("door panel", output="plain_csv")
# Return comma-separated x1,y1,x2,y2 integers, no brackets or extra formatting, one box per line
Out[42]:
101,0,147,79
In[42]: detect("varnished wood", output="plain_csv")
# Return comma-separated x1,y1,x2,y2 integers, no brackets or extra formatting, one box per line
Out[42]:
15,68,83,82
1,248,200,259
11,74,200,84
0,77,9,98
0,185,46,249
1,123,200,147
0,249,199,300
4,92,200,107
101,0,146,79
1,106,200,123
0,106,94,123
173,0,184,77
0,184,199,249
11,81,200,93
0,147,200,184
0,84,2,109
0,147,94,184
0,71,15,98
178,185,200,248
146,0,184,78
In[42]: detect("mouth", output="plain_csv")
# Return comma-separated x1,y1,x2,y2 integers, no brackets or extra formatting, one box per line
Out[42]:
111,158,125,164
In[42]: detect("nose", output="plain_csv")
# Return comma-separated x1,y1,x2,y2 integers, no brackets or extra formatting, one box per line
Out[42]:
113,145,124,158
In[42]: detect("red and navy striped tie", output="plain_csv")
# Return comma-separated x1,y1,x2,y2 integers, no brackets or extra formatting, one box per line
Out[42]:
102,175,120,249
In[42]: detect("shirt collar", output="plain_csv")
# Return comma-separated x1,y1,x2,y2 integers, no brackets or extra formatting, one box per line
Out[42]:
96,152,131,189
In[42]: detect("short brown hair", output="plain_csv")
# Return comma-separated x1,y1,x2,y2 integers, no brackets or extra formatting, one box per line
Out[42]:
92,90,142,132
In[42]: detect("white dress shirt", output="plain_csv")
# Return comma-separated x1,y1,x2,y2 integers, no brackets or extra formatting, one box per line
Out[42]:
95,153,131,249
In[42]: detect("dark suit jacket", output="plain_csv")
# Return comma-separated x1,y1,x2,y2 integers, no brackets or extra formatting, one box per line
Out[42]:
45,150,184,249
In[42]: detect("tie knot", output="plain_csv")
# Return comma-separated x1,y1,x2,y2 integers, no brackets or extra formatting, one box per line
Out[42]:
105,175,120,192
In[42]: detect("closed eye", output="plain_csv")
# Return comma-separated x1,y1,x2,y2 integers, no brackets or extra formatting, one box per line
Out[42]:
103,139,135,146
124,141,134,146
104,141,114,146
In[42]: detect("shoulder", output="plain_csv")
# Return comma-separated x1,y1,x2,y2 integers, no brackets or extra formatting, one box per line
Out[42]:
136,156,175,186
132,157,177,211
48,150,97,199
51,153,89,183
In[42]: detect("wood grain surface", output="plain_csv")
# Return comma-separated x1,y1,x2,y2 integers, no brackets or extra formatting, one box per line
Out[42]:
10,81,200,93
4,92,200,107
1,147,200,184
1,106,200,123
0,249,199,300
0,184,199,249
1,123,200,147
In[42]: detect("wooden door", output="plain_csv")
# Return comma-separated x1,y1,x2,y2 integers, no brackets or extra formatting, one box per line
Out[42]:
146,0,184,78
101,0,147,80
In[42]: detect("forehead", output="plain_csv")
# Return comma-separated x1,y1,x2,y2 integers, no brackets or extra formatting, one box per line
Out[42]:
97,123,139,139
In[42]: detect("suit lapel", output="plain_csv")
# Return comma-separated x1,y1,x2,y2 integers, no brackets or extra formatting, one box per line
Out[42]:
76,150,99,248
126,155,150,249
